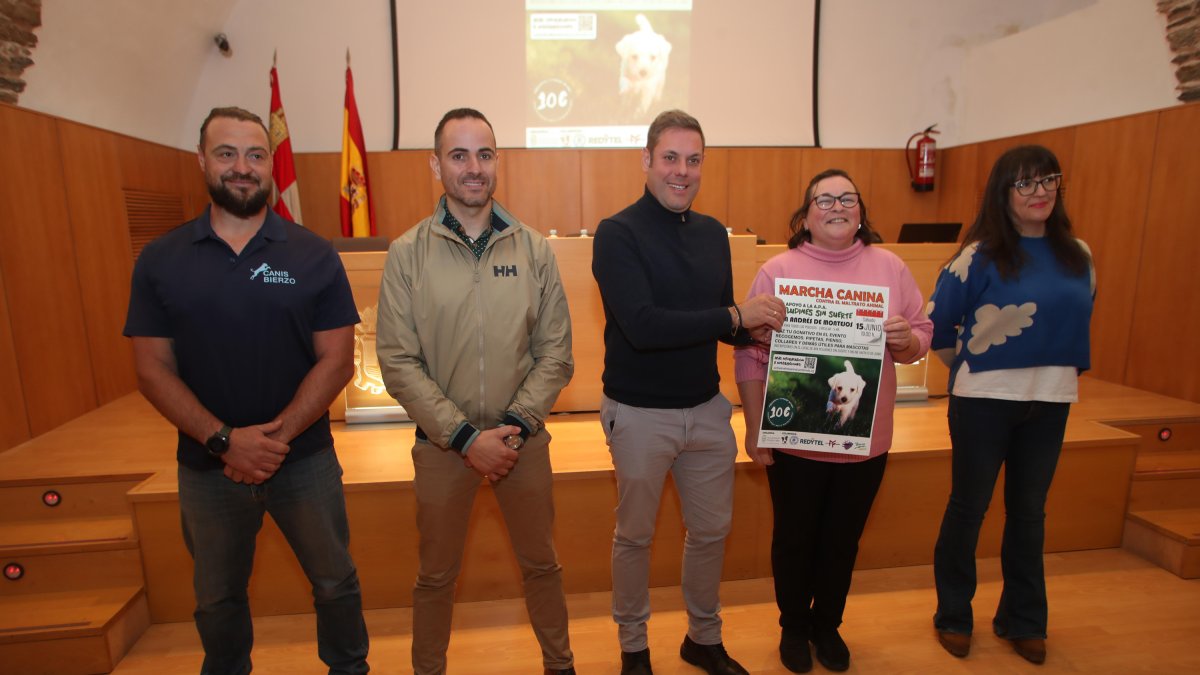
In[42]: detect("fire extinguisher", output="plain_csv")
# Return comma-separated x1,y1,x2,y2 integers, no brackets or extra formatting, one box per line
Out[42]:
906,124,940,192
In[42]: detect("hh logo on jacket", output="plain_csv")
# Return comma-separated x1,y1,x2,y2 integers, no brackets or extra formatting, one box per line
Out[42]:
493,265,518,277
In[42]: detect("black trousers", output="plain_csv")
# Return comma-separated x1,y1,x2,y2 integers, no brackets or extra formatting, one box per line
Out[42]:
766,451,888,637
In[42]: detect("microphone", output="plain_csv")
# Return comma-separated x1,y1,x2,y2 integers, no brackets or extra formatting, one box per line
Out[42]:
744,227,767,245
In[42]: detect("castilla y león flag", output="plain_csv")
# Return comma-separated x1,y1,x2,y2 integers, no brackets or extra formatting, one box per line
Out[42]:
340,54,376,237
269,58,303,224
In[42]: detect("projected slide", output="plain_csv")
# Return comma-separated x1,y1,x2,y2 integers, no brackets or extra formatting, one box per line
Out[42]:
526,1,691,148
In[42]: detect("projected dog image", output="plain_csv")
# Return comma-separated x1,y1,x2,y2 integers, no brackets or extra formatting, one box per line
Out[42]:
826,360,867,428
616,14,672,117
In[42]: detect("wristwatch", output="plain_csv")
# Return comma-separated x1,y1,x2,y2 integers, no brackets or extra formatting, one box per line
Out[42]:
205,424,233,457
503,434,524,451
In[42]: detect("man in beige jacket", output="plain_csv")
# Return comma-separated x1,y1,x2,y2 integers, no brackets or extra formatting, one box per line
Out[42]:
375,108,575,675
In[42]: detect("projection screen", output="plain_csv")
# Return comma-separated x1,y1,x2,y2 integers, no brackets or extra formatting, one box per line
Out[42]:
393,0,817,148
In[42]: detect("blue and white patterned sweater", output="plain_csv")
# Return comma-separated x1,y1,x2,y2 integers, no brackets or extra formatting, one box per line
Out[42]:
927,237,1094,393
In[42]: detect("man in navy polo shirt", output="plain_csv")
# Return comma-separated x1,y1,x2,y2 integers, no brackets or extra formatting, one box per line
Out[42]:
124,106,369,674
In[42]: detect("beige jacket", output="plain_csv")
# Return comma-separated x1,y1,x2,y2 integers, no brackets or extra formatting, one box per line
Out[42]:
375,198,573,452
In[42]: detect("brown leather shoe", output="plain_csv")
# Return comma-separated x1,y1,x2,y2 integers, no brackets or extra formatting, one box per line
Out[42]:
936,630,970,658
1010,637,1046,665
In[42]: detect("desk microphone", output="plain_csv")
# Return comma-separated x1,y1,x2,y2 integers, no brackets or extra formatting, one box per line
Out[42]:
744,227,767,245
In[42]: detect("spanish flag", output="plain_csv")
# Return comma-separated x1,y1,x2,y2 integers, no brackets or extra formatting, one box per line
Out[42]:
269,53,303,224
340,52,375,237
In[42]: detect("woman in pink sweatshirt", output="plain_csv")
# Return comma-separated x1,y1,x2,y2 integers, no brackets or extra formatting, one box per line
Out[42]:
734,169,932,673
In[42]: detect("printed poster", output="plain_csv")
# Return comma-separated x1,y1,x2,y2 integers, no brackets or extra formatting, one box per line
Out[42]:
757,279,889,456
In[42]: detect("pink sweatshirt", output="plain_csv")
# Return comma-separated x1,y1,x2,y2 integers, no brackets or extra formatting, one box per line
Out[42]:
734,240,933,462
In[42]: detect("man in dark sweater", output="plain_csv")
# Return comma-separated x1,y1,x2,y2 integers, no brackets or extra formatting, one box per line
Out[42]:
592,110,785,675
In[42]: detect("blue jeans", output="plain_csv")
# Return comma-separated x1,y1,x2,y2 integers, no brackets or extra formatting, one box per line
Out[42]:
933,396,1070,640
178,449,369,675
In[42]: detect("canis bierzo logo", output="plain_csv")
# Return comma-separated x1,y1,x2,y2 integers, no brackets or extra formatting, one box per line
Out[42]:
249,263,297,285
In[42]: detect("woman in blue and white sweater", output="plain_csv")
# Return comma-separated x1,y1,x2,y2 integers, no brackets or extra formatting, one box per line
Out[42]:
928,145,1094,666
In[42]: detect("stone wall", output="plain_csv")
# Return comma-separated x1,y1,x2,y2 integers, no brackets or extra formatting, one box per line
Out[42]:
0,0,40,104
1160,0,1200,101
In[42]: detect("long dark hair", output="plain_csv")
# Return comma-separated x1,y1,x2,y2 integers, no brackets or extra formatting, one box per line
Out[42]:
956,145,1089,279
787,169,878,249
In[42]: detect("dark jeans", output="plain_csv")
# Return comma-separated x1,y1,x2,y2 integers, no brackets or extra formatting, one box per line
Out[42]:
933,395,1070,640
178,449,370,675
766,451,888,638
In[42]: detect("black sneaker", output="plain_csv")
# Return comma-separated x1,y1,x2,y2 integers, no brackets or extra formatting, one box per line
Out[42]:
621,647,653,675
779,632,813,673
811,629,850,672
680,635,749,675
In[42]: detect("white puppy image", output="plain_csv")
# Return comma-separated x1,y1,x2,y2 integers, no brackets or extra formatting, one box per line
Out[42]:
826,360,867,428
615,14,672,116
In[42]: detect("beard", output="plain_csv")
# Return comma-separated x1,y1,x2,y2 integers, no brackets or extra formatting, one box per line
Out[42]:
445,174,494,209
207,171,271,218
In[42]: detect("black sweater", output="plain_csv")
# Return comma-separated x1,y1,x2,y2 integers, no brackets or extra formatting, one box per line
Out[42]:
592,189,750,408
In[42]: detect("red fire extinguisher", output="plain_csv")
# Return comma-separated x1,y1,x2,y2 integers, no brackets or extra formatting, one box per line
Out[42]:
906,124,940,192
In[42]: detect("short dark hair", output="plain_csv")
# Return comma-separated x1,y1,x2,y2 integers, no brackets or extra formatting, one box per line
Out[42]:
199,106,269,150
646,109,705,154
787,168,877,249
958,144,1088,279
434,108,495,154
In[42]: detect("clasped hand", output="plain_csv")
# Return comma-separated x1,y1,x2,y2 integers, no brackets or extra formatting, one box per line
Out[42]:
222,419,290,484
462,425,522,482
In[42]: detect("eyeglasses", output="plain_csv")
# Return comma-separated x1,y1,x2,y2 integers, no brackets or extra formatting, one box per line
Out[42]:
812,192,860,210
1012,174,1062,196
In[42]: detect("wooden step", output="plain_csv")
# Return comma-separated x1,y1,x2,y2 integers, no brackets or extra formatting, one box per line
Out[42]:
1118,421,1200,474
0,478,144,522
0,515,136,556
0,586,149,675
1123,507,1200,579
1128,473,1200,510
0,547,144,596
1134,452,1200,476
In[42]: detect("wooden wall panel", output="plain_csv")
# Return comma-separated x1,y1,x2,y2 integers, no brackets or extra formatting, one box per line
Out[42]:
936,143,979,228
57,121,138,404
867,149,940,243
1069,112,1159,384
293,152,341,240
0,105,98,435
500,149,582,235
0,267,31,449
1125,104,1200,402
802,148,876,194
727,148,804,245
370,150,439,241
580,149,643,231
117,135,188,195
691,147,729,226
176,151,208,224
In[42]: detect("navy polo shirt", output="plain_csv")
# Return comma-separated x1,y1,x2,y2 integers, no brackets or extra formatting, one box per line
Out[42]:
124,206,360,470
